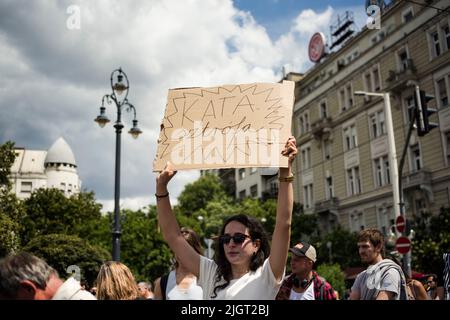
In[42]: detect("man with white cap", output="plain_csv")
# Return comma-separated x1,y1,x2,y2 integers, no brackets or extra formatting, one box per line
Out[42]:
276,242,337,300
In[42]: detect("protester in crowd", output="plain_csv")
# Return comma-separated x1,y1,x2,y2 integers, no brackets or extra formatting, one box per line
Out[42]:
0,252,96,300
137,281,155,300
349,229,408,300
155,136,297,299
276,242,337,300
153,227,203,300
96,261,140,300
424,274,445,300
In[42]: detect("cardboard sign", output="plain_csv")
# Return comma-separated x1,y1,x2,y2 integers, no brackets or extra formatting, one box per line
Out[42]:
153,81,295,171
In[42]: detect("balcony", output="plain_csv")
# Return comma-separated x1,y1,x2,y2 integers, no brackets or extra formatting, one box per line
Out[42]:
311,117,332,140
402,169,432,191
314,197,339,214
385,59,418,93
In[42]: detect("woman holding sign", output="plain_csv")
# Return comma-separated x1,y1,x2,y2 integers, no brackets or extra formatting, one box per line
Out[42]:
155,136,297,299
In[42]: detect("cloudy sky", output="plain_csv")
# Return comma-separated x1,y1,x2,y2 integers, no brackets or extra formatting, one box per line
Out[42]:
0,0,367,212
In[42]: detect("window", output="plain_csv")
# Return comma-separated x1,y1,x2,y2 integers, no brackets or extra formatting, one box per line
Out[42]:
323,139,331,160
437,77,449,108
299,112,310,135
373,66,381,91
350,212,365,232
320,100,328,119
432,31,441,57
405,95,415,122
239,190,246,199
397,48,409,72
343,124,358,151
339,89,346,111
60,182,66,192
270,181,279,195
346,83,354,109
374,156,391,187
299,116,304,135
444,23,450,50
325,177,334,200
402,8,414,23
301,146,311,169
378,207,394,236
304,113,310,133
410,144,422,171
250,184,258,198
347,166,361,196
369,110,386,138
445,132,450,166
238,168,245,180
21,181,32,193
303,184,313,209
68,184,72,194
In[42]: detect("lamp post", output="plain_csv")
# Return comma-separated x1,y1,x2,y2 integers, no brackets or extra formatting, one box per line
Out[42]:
354,91,400,222
95,67,142,261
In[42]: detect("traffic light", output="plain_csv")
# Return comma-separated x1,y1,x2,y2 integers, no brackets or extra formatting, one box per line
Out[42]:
414,90,438,136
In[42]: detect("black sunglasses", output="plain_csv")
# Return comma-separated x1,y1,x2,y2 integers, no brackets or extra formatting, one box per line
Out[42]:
219,233,251,245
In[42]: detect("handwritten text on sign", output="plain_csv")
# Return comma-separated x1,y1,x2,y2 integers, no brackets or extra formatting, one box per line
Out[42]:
153,81,294,171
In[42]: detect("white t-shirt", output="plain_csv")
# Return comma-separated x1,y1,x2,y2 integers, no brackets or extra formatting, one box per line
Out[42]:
198,255,283,300
289,282,315,300
166,270,203,300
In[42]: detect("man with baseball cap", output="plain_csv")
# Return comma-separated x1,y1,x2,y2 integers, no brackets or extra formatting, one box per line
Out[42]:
276,242,337,300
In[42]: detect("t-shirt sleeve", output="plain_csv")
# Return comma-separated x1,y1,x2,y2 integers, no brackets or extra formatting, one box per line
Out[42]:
380,268,400,298
351,273,362,294
262,258,285,290
198,255,218,299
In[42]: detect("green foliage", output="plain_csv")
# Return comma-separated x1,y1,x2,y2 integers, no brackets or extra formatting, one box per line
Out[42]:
314,227,360,270
120,208,172,283
291,207,319,244
23,234,110,287
0,189,26,257
177,174,229,215
21,188,103,246
0,141,16,188
316,263,346,298
411,207,450,279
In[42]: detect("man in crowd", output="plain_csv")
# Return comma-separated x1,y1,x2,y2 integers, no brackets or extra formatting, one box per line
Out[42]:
0,252,96,300
350,228,407,300
276,242,337,300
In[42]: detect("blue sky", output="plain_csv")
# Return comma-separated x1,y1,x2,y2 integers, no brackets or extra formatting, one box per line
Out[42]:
234,0,367,40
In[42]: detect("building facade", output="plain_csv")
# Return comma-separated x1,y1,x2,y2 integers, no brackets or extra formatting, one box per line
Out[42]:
292,0,450,235
10,137,82,199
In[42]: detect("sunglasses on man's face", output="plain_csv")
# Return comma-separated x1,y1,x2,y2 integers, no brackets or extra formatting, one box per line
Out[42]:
219,233,251,245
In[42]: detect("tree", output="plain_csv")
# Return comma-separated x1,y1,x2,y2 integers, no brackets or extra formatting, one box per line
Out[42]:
119,207,173,282
314,227,360,270
316,263,346,299
411,207,450,279
177,174,229,215
23,234,110,287
21,189,104,246
0,141,16,188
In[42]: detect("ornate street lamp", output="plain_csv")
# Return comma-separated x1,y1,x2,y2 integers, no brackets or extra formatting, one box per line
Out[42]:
95,67,142,261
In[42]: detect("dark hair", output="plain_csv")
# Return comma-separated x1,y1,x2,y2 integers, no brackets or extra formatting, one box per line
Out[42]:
211,214,270,298
174,227,203,269
357,228,385,256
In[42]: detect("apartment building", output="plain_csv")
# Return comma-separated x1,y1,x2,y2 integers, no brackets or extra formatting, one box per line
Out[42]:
292,0,450,235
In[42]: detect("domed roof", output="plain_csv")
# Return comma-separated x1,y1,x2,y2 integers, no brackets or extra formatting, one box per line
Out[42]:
44,137,77,166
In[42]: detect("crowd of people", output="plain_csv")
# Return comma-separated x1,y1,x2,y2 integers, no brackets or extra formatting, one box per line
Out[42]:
0,137,447,300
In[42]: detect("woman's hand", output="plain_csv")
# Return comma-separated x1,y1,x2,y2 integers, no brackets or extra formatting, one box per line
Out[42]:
280,136,297,176
281,136,298,165
156,161,177,194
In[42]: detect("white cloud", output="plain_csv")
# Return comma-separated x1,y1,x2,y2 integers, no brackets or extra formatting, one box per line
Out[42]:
0,0,347,210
